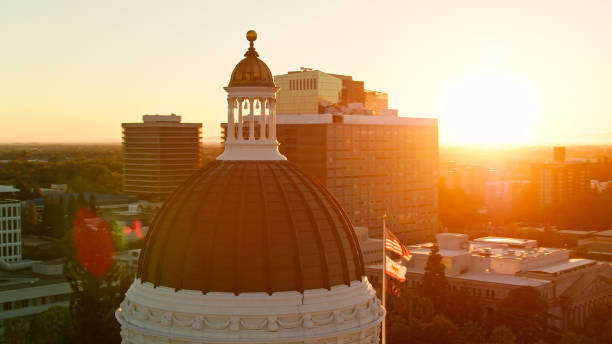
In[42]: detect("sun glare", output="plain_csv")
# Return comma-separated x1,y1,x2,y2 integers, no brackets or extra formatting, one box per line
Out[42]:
441,73,538,146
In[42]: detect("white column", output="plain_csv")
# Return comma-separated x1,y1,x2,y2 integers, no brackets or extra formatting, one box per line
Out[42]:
249,98,255,141
237,98,243,141
270,99,276,141
227,98,235,141
260,98,266,140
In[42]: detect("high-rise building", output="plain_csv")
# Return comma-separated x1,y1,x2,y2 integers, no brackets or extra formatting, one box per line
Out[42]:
274,69,395,116
0,199,21,262
276,114,438,243
116,31,384,344
531,147,590,208
121,114,202,200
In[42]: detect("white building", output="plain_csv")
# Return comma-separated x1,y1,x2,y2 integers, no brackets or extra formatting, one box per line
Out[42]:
0,260,72,340
0,200,21,263
403,233,612,330
116,31,384,344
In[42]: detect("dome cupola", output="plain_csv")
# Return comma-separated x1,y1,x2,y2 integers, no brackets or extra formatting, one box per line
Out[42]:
228,30,275,88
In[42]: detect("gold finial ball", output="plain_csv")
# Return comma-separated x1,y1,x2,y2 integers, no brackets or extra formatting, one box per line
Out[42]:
246,30,257,42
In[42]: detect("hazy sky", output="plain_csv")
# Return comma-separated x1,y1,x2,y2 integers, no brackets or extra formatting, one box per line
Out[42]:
2,0,611,145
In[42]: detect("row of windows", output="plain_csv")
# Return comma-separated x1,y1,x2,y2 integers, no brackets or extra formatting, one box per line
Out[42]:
1,219,20,230
1,231,20,244
2,244,20,257
289,78,317,91
1,206,20,218
2,294,71,311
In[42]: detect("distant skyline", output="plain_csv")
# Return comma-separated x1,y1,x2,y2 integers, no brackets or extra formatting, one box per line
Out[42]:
1,0,611,145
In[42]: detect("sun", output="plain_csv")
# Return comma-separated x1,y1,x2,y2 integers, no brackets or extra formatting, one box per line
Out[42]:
440,73,538,146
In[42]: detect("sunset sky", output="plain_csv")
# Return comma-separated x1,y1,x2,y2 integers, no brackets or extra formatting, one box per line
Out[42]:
1,0,611,145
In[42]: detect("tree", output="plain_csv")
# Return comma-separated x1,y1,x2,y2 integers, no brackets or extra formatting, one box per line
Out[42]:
52,196,67,238
21,201,39,235
29,306,73,344
88,194,97,212
498,286,548,344
488,325,516,344
560,331,584,344
419,241,449,313
420,315,458,344
3,317,30,344
459,320,485,344
62,208,131,343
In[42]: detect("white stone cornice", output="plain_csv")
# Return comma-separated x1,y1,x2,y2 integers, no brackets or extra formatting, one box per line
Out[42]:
116,279,384,343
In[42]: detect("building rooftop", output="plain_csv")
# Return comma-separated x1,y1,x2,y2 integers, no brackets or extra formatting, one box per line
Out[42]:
528,258,596,274
458,273,550,287
0,185,20,193
0,267,67,292
276,113,437,126
595,229,612,238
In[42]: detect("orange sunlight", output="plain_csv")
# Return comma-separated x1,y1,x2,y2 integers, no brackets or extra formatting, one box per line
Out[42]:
440,72,539,146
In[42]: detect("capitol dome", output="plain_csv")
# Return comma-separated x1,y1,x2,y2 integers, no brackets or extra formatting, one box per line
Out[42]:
116,30,384,344
138,160,365,294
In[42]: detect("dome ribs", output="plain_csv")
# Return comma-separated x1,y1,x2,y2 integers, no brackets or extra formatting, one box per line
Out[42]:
202,162,245,294
317,181,366,280
277,162,331,290
266,162,304,293
139,162,215,285
231,162,249,295
138,161,365,294
255,163,273,295
176,162,229,291
286,163,350,287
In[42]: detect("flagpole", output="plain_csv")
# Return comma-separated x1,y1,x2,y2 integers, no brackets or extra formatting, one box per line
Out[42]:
382,214,387,344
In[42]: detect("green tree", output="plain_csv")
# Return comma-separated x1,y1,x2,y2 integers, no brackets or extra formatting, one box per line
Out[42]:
42,197,56,234
419,241,449,313
21,201,39,235
413,296,434,323
488,325,516,344
88,194,97,212
560,331,584,344
420,315,458,344
52,196,67,238
3,317,30,344
459,320,485,344
62,210,131,343
29,306,73,344
498,286,548,344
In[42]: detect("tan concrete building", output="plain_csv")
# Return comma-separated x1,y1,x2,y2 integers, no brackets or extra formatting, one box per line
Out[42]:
122,114,202,200
403,233,612,331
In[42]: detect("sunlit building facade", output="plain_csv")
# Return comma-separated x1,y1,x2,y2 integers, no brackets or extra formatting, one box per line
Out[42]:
121,114,202,200
403,233,612,331
273,114,438,243
0,199,21,263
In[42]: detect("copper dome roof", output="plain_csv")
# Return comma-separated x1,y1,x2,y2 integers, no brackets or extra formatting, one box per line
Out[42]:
228,31,275,87
137,160,365,294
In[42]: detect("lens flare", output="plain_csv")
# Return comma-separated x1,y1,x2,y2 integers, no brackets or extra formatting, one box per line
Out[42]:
72,208,114,278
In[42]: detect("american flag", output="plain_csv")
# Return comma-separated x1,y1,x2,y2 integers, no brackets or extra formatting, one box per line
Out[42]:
385,228,412,261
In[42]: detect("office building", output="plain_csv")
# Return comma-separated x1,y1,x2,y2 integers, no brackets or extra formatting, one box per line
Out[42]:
274,68,396,117
121,114,202,200
0,199,21,263
403,233,612,330
116,31,384,344
531,147,590,208
0,260,72,340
